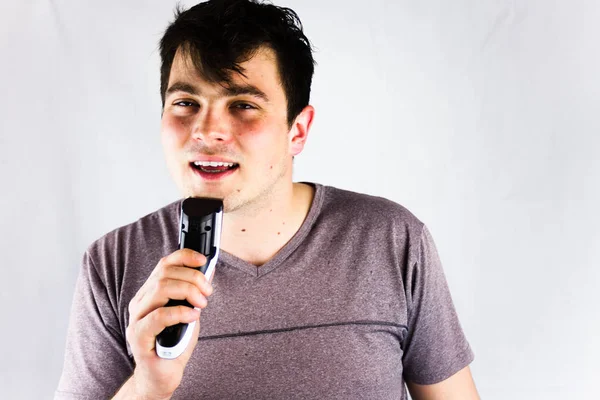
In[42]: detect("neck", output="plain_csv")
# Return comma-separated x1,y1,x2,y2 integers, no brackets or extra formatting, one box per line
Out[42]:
219,182,313,266
224,180,296,236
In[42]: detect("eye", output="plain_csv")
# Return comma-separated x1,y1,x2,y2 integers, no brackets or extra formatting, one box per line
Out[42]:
233,102,256,110
174,101,198,108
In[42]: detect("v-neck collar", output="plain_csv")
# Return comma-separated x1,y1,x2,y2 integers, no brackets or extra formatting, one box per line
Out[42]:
217,182,324,277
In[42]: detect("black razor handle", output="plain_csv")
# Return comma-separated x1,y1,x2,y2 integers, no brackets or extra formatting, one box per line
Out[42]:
155,197,223,359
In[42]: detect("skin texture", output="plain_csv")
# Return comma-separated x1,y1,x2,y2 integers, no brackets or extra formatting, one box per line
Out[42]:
160,46,315,265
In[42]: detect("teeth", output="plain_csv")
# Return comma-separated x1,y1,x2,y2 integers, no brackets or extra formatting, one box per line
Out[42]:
193,161,236,167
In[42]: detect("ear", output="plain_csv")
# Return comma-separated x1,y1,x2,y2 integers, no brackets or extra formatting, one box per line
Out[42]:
288,105,315,157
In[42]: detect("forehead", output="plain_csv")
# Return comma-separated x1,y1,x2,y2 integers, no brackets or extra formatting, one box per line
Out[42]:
168,46,284,96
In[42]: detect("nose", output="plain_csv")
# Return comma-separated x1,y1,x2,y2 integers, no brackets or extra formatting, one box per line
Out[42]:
191,107,231,144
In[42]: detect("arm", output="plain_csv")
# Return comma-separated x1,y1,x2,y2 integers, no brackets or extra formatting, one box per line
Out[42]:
111,376,139,400
111,375,171,400
56,248,211,399
401,225,477,398
406,365,480,400
55,251,135,399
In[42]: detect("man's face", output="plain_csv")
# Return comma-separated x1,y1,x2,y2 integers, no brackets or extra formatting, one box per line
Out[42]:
161,46,298,213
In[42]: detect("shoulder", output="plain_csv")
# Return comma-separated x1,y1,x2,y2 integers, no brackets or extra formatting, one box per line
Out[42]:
317,183,425,233
311,183,429,262
85,199,182,267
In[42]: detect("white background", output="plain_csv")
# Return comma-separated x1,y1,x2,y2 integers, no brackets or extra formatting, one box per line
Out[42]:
1,0,598,398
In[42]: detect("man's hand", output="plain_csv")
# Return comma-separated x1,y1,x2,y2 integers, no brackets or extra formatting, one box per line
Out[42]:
113,249,214,399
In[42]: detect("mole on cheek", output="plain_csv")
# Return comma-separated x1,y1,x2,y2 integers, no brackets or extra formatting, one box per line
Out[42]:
241,229,246,232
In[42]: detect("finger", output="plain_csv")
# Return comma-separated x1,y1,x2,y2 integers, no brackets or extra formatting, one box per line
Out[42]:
131,266,213,321
153,249,207,277
140,262,212,300
132,279,208,323
136,306,201,352
156,264,213,296
128,306,200,354
130,250,210,320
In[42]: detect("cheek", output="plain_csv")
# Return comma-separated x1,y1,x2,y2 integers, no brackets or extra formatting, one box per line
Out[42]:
234,118,287,154
161,116,190,147
231,116,261,137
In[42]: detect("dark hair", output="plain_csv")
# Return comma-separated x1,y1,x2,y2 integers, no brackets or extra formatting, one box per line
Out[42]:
159,0,316,127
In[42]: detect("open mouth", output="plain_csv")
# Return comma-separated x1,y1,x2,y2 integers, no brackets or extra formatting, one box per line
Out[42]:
190,161,239,180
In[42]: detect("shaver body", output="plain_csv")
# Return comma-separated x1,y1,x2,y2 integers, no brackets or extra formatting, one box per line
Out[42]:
155,197,223,359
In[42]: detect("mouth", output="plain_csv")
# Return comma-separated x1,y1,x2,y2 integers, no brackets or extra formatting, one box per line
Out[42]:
189,161,240,181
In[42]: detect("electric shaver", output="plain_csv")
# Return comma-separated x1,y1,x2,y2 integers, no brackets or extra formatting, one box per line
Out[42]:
155,197,223,359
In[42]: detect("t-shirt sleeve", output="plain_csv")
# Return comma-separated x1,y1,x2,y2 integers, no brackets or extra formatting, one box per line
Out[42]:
401,224,474,385
55,250,134,399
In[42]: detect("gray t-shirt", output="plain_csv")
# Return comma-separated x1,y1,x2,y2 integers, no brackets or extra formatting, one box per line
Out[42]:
56,182,474,399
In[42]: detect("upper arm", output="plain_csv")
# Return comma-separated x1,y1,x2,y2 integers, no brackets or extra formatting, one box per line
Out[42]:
406,365,480,400
401,225,475,387
56,251,134,398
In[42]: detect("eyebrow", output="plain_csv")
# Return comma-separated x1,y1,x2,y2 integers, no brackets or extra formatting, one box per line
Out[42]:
165,82,199,97
165,81,270,103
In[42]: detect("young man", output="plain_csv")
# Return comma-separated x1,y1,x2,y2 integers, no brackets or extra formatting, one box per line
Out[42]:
56,1,479,399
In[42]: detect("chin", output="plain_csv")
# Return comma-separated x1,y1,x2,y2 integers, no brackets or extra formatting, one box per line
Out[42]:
180,182,229,200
